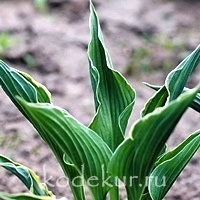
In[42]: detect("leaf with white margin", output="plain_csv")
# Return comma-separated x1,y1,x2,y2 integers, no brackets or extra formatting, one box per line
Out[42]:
88,1,135,151
149,130,200,200
108,87,199,200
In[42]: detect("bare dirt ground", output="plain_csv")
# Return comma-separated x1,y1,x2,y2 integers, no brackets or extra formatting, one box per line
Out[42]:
0,0,199,199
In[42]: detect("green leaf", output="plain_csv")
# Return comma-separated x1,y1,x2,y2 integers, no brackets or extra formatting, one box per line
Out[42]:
141,86,168,117
16,97,113,200
144,83,200,113
108,87,199,200
0,61,86,200
0,61,51,104
88,1,135,151
142,82,161,91
0,155,52,196
18,70,51,103
0,193,55,200
149,130,200,200
184,88,200,113
62,155,87,200
0,60,50,119
142,45,200,116
165,44,200,101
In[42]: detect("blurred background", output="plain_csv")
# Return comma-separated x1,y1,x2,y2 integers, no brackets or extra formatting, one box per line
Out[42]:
0,0,199,199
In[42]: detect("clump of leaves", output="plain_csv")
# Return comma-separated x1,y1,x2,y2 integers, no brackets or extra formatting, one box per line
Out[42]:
0,1,200,200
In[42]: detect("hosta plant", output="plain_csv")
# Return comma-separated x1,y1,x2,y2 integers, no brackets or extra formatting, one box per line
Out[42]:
0,1,200,200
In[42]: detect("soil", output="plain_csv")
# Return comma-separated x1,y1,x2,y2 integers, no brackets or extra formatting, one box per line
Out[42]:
0,0,199,199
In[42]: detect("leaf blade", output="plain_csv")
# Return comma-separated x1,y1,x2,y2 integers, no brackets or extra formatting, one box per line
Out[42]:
149,130,200,200
0,61,86,200
144,83,200,113
16,98,113,200
108,87,199,200
0,155,52,196
166,44,200,101
88,2,135,151
141,86,168,117
142,45,200,116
